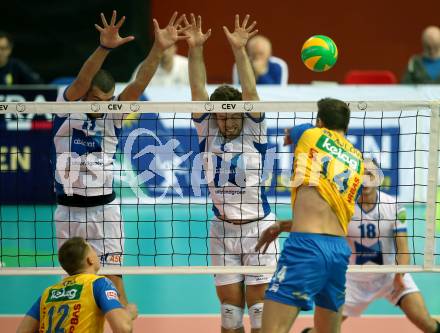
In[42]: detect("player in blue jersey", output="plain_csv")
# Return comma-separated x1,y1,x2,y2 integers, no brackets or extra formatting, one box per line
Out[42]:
53,10,189,305
17,237,137,333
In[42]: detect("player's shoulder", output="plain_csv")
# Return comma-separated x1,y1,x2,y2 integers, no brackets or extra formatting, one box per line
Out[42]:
290,123,315,145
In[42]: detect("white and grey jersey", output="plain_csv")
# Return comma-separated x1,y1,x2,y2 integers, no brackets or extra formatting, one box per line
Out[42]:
347,191,407,281
193,113,270,221
52,88,123,197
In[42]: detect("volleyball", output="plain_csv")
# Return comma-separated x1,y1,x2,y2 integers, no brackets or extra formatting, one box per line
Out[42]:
301,35,338,72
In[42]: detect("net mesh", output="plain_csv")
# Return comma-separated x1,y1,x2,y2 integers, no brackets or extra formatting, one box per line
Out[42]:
0,101,439,274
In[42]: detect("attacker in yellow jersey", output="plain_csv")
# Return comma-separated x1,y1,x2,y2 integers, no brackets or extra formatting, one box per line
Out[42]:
17,237,137,333
256,98,364,333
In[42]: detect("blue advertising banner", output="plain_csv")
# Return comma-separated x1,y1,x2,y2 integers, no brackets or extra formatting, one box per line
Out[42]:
0,86,57,204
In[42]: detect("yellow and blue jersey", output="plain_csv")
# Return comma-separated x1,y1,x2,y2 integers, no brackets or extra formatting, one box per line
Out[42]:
26,273,123,333
290,124,364,234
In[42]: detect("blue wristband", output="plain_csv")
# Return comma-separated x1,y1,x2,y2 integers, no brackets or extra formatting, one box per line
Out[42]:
100,44,113,51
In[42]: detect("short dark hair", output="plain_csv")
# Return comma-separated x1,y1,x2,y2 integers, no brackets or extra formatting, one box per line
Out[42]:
58,237,89,276
91,69,115,93
0,31,13,47
210,85,242,101
317,98,350,133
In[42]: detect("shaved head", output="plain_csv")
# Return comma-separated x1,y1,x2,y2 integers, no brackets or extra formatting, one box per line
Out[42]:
422,26,440,59
247,35,272,62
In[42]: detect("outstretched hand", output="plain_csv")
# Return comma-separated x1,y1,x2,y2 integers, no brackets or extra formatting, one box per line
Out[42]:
255,222,282,254
182,13,212,48
223,14,258,50
95,10,135,49
153,12,190,51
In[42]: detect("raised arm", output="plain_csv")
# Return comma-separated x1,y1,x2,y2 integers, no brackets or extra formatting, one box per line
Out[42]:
119,12,189,101
223,15,259,102
65,11,134,101
183,14,212,118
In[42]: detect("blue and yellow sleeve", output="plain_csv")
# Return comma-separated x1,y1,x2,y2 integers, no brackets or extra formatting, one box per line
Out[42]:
93,277,124,314
26,296,41,321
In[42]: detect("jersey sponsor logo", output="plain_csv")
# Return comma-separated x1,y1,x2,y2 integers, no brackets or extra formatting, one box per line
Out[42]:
347,176,361,204
71,128,102,155
105,290,119,301
46,284,83,303
317,135,361,172
213,153,247,188
100,252,122,265
0,104,8,111
354,241,384,265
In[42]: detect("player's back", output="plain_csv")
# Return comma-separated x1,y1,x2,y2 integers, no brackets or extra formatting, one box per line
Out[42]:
38,273,106,333
290,124,364,236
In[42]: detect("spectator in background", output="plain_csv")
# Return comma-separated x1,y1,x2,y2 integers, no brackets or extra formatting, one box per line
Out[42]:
402,26,440,84
130,44,189,85
233,34,288,85
0,31,42,85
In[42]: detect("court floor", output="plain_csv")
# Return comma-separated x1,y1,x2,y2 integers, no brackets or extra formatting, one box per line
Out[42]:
0,204,439,332
2,315,438,332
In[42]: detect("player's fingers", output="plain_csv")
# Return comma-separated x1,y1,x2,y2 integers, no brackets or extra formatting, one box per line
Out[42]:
246,21,257,32
153,19,160,32
110,10,117,26
205,29,212,39
121,36,135,44
263,242,270,254
242,14,250,28
182,14,190,27
175,14,185,28
177,35,190,41
168,11,178,26
190,13,196,26
234,14,240,29
115,16,126,29
197,15,202,30
101,13,109,27
95,24,104,33
255,238,263,252
248,29,259,39
223,26,231,37
177,25,192,34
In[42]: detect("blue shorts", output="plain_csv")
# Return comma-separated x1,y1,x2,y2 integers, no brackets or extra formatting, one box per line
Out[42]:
265,232,351,312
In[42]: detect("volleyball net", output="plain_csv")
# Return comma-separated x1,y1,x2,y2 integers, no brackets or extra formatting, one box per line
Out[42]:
0,100,439,275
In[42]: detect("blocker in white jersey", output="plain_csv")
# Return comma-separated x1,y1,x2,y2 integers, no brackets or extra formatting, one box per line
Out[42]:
345,190,419,316
194,113,277,285
53,88,124,265
348,190,407,272
53,89,123,198
193,113,270,221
